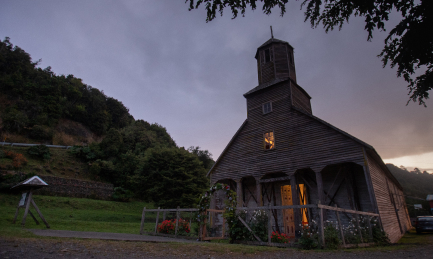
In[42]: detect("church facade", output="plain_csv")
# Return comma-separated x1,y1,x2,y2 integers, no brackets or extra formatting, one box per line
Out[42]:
207,37,411,243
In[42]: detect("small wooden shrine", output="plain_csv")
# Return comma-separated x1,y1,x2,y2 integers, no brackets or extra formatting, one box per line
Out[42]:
12,175,50,228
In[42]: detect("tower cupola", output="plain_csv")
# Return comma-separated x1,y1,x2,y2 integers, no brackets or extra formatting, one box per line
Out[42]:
255,38,296,85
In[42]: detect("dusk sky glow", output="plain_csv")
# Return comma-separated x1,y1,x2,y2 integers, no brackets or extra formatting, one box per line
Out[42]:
2,0,432,173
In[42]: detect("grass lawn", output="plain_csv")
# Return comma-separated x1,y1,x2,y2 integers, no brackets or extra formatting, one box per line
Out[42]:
0,193,158,237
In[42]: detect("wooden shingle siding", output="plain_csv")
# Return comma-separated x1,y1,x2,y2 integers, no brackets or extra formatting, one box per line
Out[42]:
367,154,410,243
211,83,365,182
261,61,275,83
291,82,312,114
274,44,289,78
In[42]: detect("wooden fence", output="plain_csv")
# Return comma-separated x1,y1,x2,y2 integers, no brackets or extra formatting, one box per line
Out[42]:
140,202,380,247
139,207,198,239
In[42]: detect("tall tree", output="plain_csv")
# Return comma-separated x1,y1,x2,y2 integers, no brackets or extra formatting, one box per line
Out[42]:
187,0,433,105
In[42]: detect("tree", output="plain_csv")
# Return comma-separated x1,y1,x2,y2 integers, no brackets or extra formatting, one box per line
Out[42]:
187,0,433,105
130,147,209,208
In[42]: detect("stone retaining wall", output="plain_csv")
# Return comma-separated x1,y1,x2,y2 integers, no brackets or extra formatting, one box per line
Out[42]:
34,175,114,200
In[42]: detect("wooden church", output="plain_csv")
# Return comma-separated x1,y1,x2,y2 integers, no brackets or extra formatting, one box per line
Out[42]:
207,37,411,243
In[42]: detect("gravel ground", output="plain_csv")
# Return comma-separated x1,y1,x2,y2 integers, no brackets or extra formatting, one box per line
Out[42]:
1,234,432,259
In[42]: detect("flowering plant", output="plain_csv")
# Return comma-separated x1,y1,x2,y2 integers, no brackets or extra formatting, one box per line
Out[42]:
271,231,290,243
157,219,190,235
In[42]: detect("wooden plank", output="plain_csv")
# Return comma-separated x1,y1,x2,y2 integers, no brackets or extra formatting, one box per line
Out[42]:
140,207,146,235
318,200,325,247
21,191,32,227
335,205,345,246
142,208,199,212
13,206,20,224
318,204,379,217
28,210,39,225
236,204,316,210
30,199,50,228
268,205,272,244
175,206,180,236
154,207,160,234
259,176,291,183
206,209,224,213
237,216,262,242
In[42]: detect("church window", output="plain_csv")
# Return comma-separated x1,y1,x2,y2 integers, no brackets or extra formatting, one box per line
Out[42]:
264,47,273,63
263,102,272,114
264,132,275,150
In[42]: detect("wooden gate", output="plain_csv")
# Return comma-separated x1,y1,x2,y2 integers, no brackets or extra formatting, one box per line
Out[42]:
201,209,226,240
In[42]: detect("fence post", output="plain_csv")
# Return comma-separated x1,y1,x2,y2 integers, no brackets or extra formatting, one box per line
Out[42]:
318,200,325,248
175,206,180,236
367,216,373,242
163,211,166,221
154,207,160,234
267,204,272,244
335,204,345,246
140,207,146,235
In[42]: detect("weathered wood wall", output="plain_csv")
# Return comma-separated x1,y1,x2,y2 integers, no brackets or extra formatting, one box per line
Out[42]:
367,153,411,243
291,82,311,114
210,82,365,182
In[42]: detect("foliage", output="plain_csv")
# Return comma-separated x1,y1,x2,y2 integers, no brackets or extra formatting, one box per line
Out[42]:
187,0,433,105
298,225,318,250
3,150,28,168
0,37,134,138
157,219,191,235
130,147,209,208
228,211,254,242
271,231,290,243
188,146,214,170
387,164,433,217
111,187,134,202
324,224,340,249
27,145,51,160
29,125,53,141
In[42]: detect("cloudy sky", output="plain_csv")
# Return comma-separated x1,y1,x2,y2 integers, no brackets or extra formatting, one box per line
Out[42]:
1,0,432,172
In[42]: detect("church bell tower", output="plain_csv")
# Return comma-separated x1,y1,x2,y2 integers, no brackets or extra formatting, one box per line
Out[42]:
255,36,297,85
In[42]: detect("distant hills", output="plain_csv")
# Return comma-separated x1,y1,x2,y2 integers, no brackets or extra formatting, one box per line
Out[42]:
386,164,433,216
0,37,212,207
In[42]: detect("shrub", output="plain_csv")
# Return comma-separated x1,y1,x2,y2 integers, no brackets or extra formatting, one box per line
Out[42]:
298,225,318,250
3,150,28,168
27,145,51,160
157,219,190,235
111,187,133,202
271,231,290,243
324,224,341,249
29,125,53,141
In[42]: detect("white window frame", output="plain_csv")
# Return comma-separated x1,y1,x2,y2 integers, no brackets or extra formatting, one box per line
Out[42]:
262,102,273,114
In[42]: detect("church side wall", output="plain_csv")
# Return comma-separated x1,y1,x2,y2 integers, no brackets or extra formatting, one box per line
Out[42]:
368,154,410,243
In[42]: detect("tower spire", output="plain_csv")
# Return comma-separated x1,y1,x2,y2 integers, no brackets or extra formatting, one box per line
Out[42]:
270,26,274,39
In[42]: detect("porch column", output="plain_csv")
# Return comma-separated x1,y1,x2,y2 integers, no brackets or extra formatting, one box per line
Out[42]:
291,174,301,237
315,171,324,205
235,179,243,208
255,177,263,207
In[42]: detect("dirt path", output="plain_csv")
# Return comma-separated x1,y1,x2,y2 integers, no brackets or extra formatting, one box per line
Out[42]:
1,234,432,259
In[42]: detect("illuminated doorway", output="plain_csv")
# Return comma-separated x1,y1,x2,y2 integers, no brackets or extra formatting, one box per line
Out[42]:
281,184,309,237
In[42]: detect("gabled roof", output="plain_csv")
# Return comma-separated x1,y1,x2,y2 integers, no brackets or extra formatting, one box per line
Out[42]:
243,77,289,97
12,175,48,190
207,120,248,177
243,77,312,98
255,38,294,59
